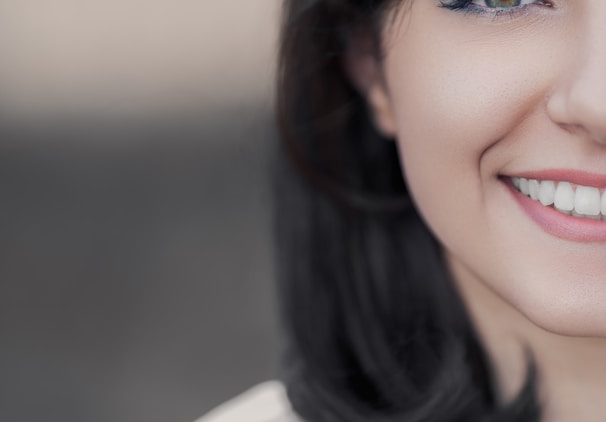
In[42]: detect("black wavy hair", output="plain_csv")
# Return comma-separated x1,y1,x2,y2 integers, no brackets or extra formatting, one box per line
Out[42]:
274,0,541,421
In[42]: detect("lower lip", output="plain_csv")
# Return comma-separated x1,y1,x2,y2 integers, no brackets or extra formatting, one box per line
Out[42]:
503,179,606,243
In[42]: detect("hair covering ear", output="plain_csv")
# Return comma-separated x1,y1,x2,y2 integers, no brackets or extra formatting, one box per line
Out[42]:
343,39,397,138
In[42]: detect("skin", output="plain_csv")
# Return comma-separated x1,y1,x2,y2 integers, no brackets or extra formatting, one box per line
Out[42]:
348,1,606,420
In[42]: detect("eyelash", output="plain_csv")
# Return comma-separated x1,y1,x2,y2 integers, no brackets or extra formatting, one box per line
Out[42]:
439,0,553,18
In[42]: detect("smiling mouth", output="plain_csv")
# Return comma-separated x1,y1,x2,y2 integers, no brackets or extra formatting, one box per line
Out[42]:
510,177,606,221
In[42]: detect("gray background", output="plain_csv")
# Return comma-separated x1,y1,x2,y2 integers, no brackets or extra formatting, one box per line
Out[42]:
0,2,281,421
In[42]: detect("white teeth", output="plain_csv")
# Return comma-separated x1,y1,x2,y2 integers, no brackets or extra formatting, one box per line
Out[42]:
574,186,601,216
529,179,540,200
572,210,583,218
538,181,555,206
554,182,575,212
511,177,606,221
512,177,521,189
519,178,530,195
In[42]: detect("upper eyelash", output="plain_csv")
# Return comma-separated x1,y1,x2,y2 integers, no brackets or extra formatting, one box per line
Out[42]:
440,0,555,11
439,0,473,11
438,0,554,18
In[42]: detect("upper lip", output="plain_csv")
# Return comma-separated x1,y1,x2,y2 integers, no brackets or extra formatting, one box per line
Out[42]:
505,170,606,189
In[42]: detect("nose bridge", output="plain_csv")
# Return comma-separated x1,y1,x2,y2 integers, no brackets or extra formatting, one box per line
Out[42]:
548,6,606,143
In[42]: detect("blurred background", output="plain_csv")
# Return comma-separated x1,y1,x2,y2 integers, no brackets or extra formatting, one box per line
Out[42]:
0,1,281,421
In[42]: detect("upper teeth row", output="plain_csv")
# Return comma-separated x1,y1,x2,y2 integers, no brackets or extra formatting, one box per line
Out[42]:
512,177,606,218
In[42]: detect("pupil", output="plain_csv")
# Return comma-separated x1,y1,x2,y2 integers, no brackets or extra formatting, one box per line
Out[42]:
485,0,521,7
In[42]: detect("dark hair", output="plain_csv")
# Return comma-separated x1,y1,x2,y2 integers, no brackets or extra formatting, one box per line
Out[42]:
274,0,540,421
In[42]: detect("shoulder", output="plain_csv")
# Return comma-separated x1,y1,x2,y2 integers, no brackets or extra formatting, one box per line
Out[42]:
196,381,300,422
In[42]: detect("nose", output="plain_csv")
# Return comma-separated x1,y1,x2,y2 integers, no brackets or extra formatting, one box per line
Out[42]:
546,8,606,145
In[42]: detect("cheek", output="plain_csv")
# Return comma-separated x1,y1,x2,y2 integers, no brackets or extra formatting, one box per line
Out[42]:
386,34,545,161
382,23,556,241
383,10,559,151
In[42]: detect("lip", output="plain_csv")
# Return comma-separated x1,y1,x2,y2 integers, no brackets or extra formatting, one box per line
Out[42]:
502,178,606,243
508,169,606,189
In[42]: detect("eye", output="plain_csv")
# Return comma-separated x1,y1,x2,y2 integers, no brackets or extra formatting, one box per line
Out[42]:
472,0,536,8
440,0,553,14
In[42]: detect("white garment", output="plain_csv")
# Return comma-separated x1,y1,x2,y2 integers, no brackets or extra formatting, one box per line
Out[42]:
196,381,300,422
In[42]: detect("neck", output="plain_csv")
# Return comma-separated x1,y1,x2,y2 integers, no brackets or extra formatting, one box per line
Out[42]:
448,256,606,422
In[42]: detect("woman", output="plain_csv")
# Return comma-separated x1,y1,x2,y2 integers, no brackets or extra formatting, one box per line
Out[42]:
202,1,606,421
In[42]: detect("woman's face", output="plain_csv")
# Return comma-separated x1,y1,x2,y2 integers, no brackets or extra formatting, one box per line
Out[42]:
366,0,606,336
